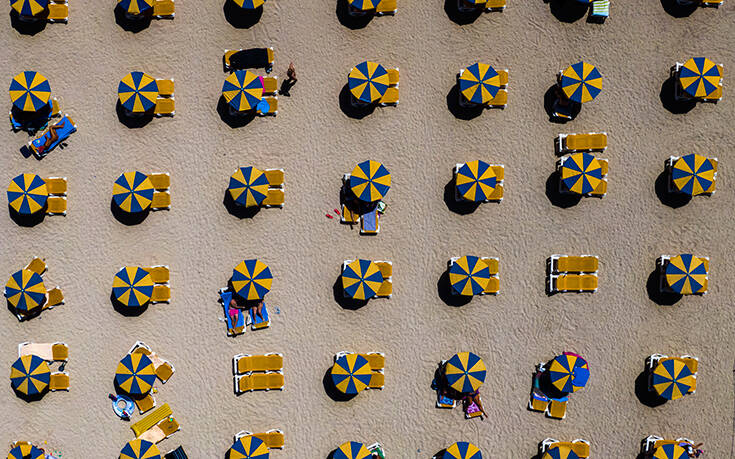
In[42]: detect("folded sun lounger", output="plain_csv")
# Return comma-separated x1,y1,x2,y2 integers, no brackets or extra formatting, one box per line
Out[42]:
264,169,284,187
156,79,175,97
46,196,67,215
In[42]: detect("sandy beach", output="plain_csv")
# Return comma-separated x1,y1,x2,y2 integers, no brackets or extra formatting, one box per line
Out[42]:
1,0,735,457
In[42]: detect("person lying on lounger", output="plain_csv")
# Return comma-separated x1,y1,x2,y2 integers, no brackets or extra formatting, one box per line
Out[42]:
463,389,488,420
230,297,265,321
35,119,67,155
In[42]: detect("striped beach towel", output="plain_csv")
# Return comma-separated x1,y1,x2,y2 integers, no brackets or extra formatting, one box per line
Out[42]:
591,0,609,16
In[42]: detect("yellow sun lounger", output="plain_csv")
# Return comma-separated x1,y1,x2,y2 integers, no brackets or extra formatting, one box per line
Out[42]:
485,0,506,10
341,204,359,224
263,77,278,95
257,97,278,116
262,189,285,208
481,257,499,275
553,274,598,293
44,177,67,195
153,0,175,18
546,399,567,419
49,372,70,391
560,133,608,152
387,68,400,86
145,265,170,284
135,393,157,414
235,372,284,393
18,342,68,361
362,352,385,371
154,98,175,117
151,284,171,303
483,277,499,295
138,417,180,444
264,169,284,187
368,372,384,389
25,257,46,275
131,403,172,438
234,353,284,374
47,2,68,23
46,196,67,215
375,261,392,278
488,89,507,108
553,255,598,273
45,287,64,308
151,191,171,210
155,79,175,97
379,87,399,106
148,173,170,190
497,69,509,87
376,280,392,298
681,355,699,373
376,0,397,14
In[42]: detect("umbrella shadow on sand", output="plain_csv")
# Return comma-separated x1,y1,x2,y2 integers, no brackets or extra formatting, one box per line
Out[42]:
332,277,369,311
12,385,47,403
116,101,154,129
217,96,257,128
545,0,589,23
443,178,481,215
8,206,46,227
223,1,263,28
111,292,150,317
446,84,484,120
111,199,151,226
436,271,472,307
545,171,582,208
659,76,697,114
634,369,667,408
660,0,698,17
443,0,482,25
339,84,377,119
645,269,683,306
543,85,581,123
654,170,691,209
114,6,152,33
223,191,261,219
335,0,373,29
322,368,358,402
9,11,47,35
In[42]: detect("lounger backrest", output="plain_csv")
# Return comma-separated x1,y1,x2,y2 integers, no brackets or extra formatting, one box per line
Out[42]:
48,3,68,20
263,189,285,206
148,173,171,190
44,177,67,195
46,197,67,214
147,266,170,284
484,277,499,294
491,165,504,181
368,372,384,388
267,372,284,389
26,257,46,275
263,77,278,94
363,353,385,370
154,98,175,115
681,357,698,373
376,262,393,278
237,355,253,373
483,257,499,275
264,169,285,187
152,284,171,302
572,441,590,457
380,87,399,104
156,79,175,97
156,362,175,382
490,89,508,106
376,0,397,12
238,375,253,392
377,280,392,296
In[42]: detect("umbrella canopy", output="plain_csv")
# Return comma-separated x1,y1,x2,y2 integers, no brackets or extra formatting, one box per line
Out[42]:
341,259,384,300
7,173,48,215
113,266,154,307
671,154,715,196
448,255,490,296
679,57,721,98
445,352,486,393
115,352,156,395
7,444,44,459
5,269,46,313
232,259,272,300
222,70,264,112
118,72,158,113
120,439,161,459
560,153,603,195
653,444,689,459
227,435,269,459
548,354,590,393
231,0,265,9
456,160,497,202
445,442,483,459
333,442,371,459
459,63,500,105
665,254,707,295
543,445,580,459
10,355,50,396
228,166,269,207
331,354,372,394
348,0,378,9
348,61,390,104
117,0,154,14
9,71,50,112
652,358,695,400
349,160,391,203
10,0,47,16
560,62,602,103
112,171,154,214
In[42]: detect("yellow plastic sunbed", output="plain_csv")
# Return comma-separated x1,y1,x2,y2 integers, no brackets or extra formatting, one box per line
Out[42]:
18,342,69,361
368,372,384,389
135,393,156,414
491,165,504,181
25,257,46,275
151,191,171,210
376,0,397,14
49,372,69,391
375,261,392,278
153,0,175,18
546,399,567,419
263,77,278,95
154,98,175,116
482,257,499,275
148,173,170,190
485,0,506,10
156,79,175,97
557,256,598,273
45,287,64,308
47,3,68,23
362,352,385,371
377,280,392,297
589,180,607,197
488,89,507,108
235,353,283,373
46,196,67,215
387,68,399,86
151,284,171,303
263,189,285,207
44,177,67,195
483,277,499,295
264,169,284,187
145,265,170,284
555,274,598,292
379,87,399,106
131,403,172,438
497,69,509,87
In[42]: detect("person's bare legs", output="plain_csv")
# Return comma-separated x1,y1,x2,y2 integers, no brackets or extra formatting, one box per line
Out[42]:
256,301,264,320
472,394,487,419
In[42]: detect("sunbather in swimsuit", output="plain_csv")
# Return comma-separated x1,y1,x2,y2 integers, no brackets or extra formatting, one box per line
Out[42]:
463,389,487,420
35,119,66,155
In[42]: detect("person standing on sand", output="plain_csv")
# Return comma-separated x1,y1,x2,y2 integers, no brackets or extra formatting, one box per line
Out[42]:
287,62,297,83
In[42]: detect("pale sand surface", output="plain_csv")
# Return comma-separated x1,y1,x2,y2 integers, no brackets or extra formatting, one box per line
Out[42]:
1,0,734,457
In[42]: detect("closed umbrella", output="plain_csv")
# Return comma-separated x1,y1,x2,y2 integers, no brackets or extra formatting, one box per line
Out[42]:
456,160,497,202
232,259,272,300
331,354,372,394
444,352,486,393
227,435,269,459
7,444,44,459
228,166,269,207
118,72,158,113
665,254,707,295
7,173,48,215
459,63,500,105
4,269,46,313
341,259,384,300
9,71,50,112
560,153,603,195
222,70,264,112
679,57,721,98
117,0,154,14
445,442,482,459
10,355,50,397
112,171,154,214
548,354,590,393
119,439,161,459
10,0,47,16
671,154,715,196
349,160,391,203
560,62,602,103
449,256,490,296
348,61,390,104
115,352,156,396
113,266,154,307
652,358,695,400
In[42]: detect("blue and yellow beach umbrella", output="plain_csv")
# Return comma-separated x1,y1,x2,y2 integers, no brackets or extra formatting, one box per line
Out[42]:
8,444,44,459
348,0,377,9
333,441,371,459
449,256,490,296
9,71,51,112
560,62,602,103
348,61,390,104
117,0,154,14
331,354,372,394
120,439,161,459
231,0,265,9
229,166,269,207
445,442,483,459
548,354,590,393
118,72,158,113
223,70,264,112
11,0,47,16
671,154,715,196
560,153,602,195
665,254,707,295
10,355,50,397
456,160,497,202
113,266,154,307
459,63,500,105
342,259,384,300
232,259,272,300
7,173,48,215
115,352,156,395
113,171,154,213
445,352,486,393
679,57,721,98
5,269,46,313
227,435,269,459
653,444,689,459
349,160,391,203
652,358,695,400
543,445,580,459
